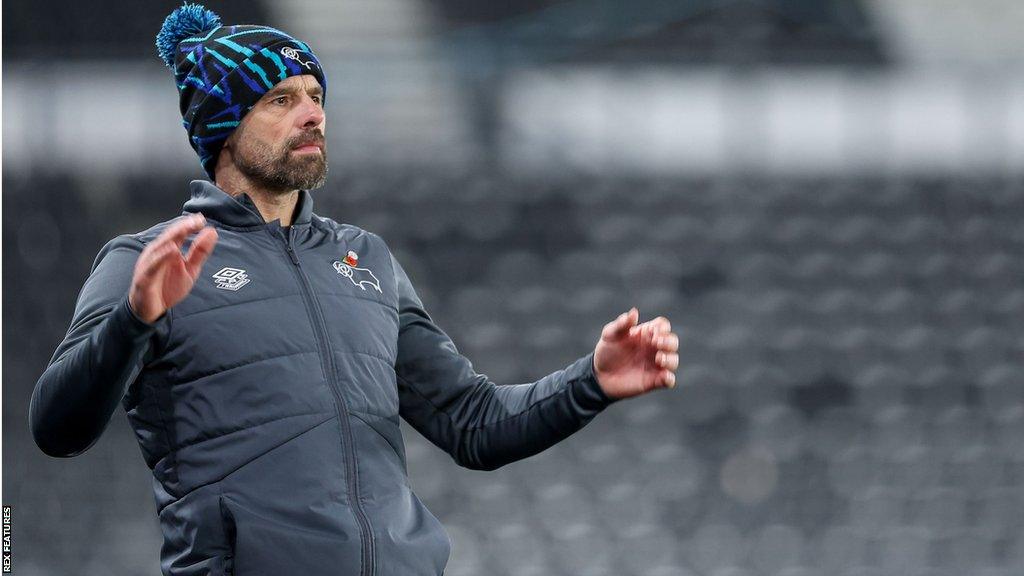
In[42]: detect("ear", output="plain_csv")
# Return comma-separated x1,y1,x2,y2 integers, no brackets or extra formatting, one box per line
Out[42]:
222,128,237,151
212,141,234,183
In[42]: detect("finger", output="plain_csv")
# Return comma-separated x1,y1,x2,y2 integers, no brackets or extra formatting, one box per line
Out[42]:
184,227,218,279
656,332,679,353
628,310,645,337
630,317,655,340
604,307,638,341
154,214,207,250
656,351,679,371
660,370,676,389
651,316,671,334
644,322,659,346
140,243,179,279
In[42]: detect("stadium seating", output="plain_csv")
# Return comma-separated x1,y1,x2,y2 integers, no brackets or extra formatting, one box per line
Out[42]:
5,172,1022,575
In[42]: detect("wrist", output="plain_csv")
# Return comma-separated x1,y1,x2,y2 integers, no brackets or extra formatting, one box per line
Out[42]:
127,293,163,325
580,351,619,407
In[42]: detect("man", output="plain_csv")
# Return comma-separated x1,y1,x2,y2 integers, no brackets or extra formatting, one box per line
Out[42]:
28,4,680,575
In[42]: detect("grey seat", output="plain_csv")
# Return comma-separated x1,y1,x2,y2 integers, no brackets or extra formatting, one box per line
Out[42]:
613,523,682,576
877,525,933,575
812,525,870,572
685,523,748,575
747,523,806,574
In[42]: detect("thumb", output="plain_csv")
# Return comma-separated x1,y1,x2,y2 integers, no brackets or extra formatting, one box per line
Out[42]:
602,307,638,342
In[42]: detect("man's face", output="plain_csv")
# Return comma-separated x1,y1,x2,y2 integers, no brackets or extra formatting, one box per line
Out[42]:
226,74,327,192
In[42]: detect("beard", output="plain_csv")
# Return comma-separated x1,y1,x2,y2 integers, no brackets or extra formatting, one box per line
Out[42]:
232,128,328,192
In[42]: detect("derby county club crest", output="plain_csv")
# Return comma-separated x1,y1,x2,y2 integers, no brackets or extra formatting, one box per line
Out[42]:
333,250,382,293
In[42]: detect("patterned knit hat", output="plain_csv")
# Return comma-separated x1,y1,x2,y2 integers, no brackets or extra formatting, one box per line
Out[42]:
156,3,328,178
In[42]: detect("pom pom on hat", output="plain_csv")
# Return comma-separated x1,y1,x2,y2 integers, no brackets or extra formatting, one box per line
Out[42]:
156,2,222,68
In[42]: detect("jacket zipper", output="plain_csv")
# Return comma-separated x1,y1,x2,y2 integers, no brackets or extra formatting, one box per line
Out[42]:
271,225,376,576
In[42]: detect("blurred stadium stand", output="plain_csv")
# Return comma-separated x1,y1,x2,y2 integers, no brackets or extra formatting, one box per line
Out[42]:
4,171,1023,575
4,0,1023,575
430,0,889,65
4,2,272,60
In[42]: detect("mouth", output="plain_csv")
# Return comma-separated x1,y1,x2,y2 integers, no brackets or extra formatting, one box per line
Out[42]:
291,144,322,154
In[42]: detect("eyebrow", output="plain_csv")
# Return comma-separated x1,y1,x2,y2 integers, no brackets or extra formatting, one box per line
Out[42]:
264,84,324,100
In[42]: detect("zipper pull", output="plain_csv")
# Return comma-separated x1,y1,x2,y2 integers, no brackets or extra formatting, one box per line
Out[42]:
285,243,299,266
276,226,300,265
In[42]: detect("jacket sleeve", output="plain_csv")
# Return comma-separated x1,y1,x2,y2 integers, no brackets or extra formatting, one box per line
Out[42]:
29,235,162,458
391,252,620,471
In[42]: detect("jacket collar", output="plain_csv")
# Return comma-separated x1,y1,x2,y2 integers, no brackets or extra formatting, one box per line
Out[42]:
182,180,314,227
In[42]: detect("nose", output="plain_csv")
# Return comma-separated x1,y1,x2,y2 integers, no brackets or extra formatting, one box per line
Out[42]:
299,94,324,129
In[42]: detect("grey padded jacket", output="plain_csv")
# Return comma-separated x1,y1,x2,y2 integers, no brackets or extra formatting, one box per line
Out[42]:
29,180,618,576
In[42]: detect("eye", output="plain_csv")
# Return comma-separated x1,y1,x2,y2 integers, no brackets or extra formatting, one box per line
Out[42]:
311,95,323,105
272,95,289,105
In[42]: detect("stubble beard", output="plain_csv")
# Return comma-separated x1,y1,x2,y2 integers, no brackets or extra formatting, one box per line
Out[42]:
232,129,328,193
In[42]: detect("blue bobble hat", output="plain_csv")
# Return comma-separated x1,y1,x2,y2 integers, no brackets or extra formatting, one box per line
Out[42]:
156,2,327,178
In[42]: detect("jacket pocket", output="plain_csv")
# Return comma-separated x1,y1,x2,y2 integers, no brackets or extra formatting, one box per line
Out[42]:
217,493,364,575
350,411,407,475
218,493,237,576
156,484,235,576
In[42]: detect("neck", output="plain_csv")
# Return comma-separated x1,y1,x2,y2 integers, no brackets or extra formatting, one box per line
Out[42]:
214,163,299,227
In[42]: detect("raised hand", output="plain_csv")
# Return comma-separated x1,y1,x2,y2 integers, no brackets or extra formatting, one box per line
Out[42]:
593,307,679,400
128,214,218,324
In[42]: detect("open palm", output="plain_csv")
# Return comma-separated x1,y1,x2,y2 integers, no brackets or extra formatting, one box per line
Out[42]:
129,214,218,324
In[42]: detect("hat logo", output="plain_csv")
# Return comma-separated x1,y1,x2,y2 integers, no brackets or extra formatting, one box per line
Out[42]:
280,46,318,70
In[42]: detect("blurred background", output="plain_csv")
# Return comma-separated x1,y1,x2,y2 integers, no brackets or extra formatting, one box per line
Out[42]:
4,0,1024,574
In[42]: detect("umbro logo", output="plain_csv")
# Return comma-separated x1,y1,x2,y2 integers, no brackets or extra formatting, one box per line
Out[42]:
212,267,251,291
